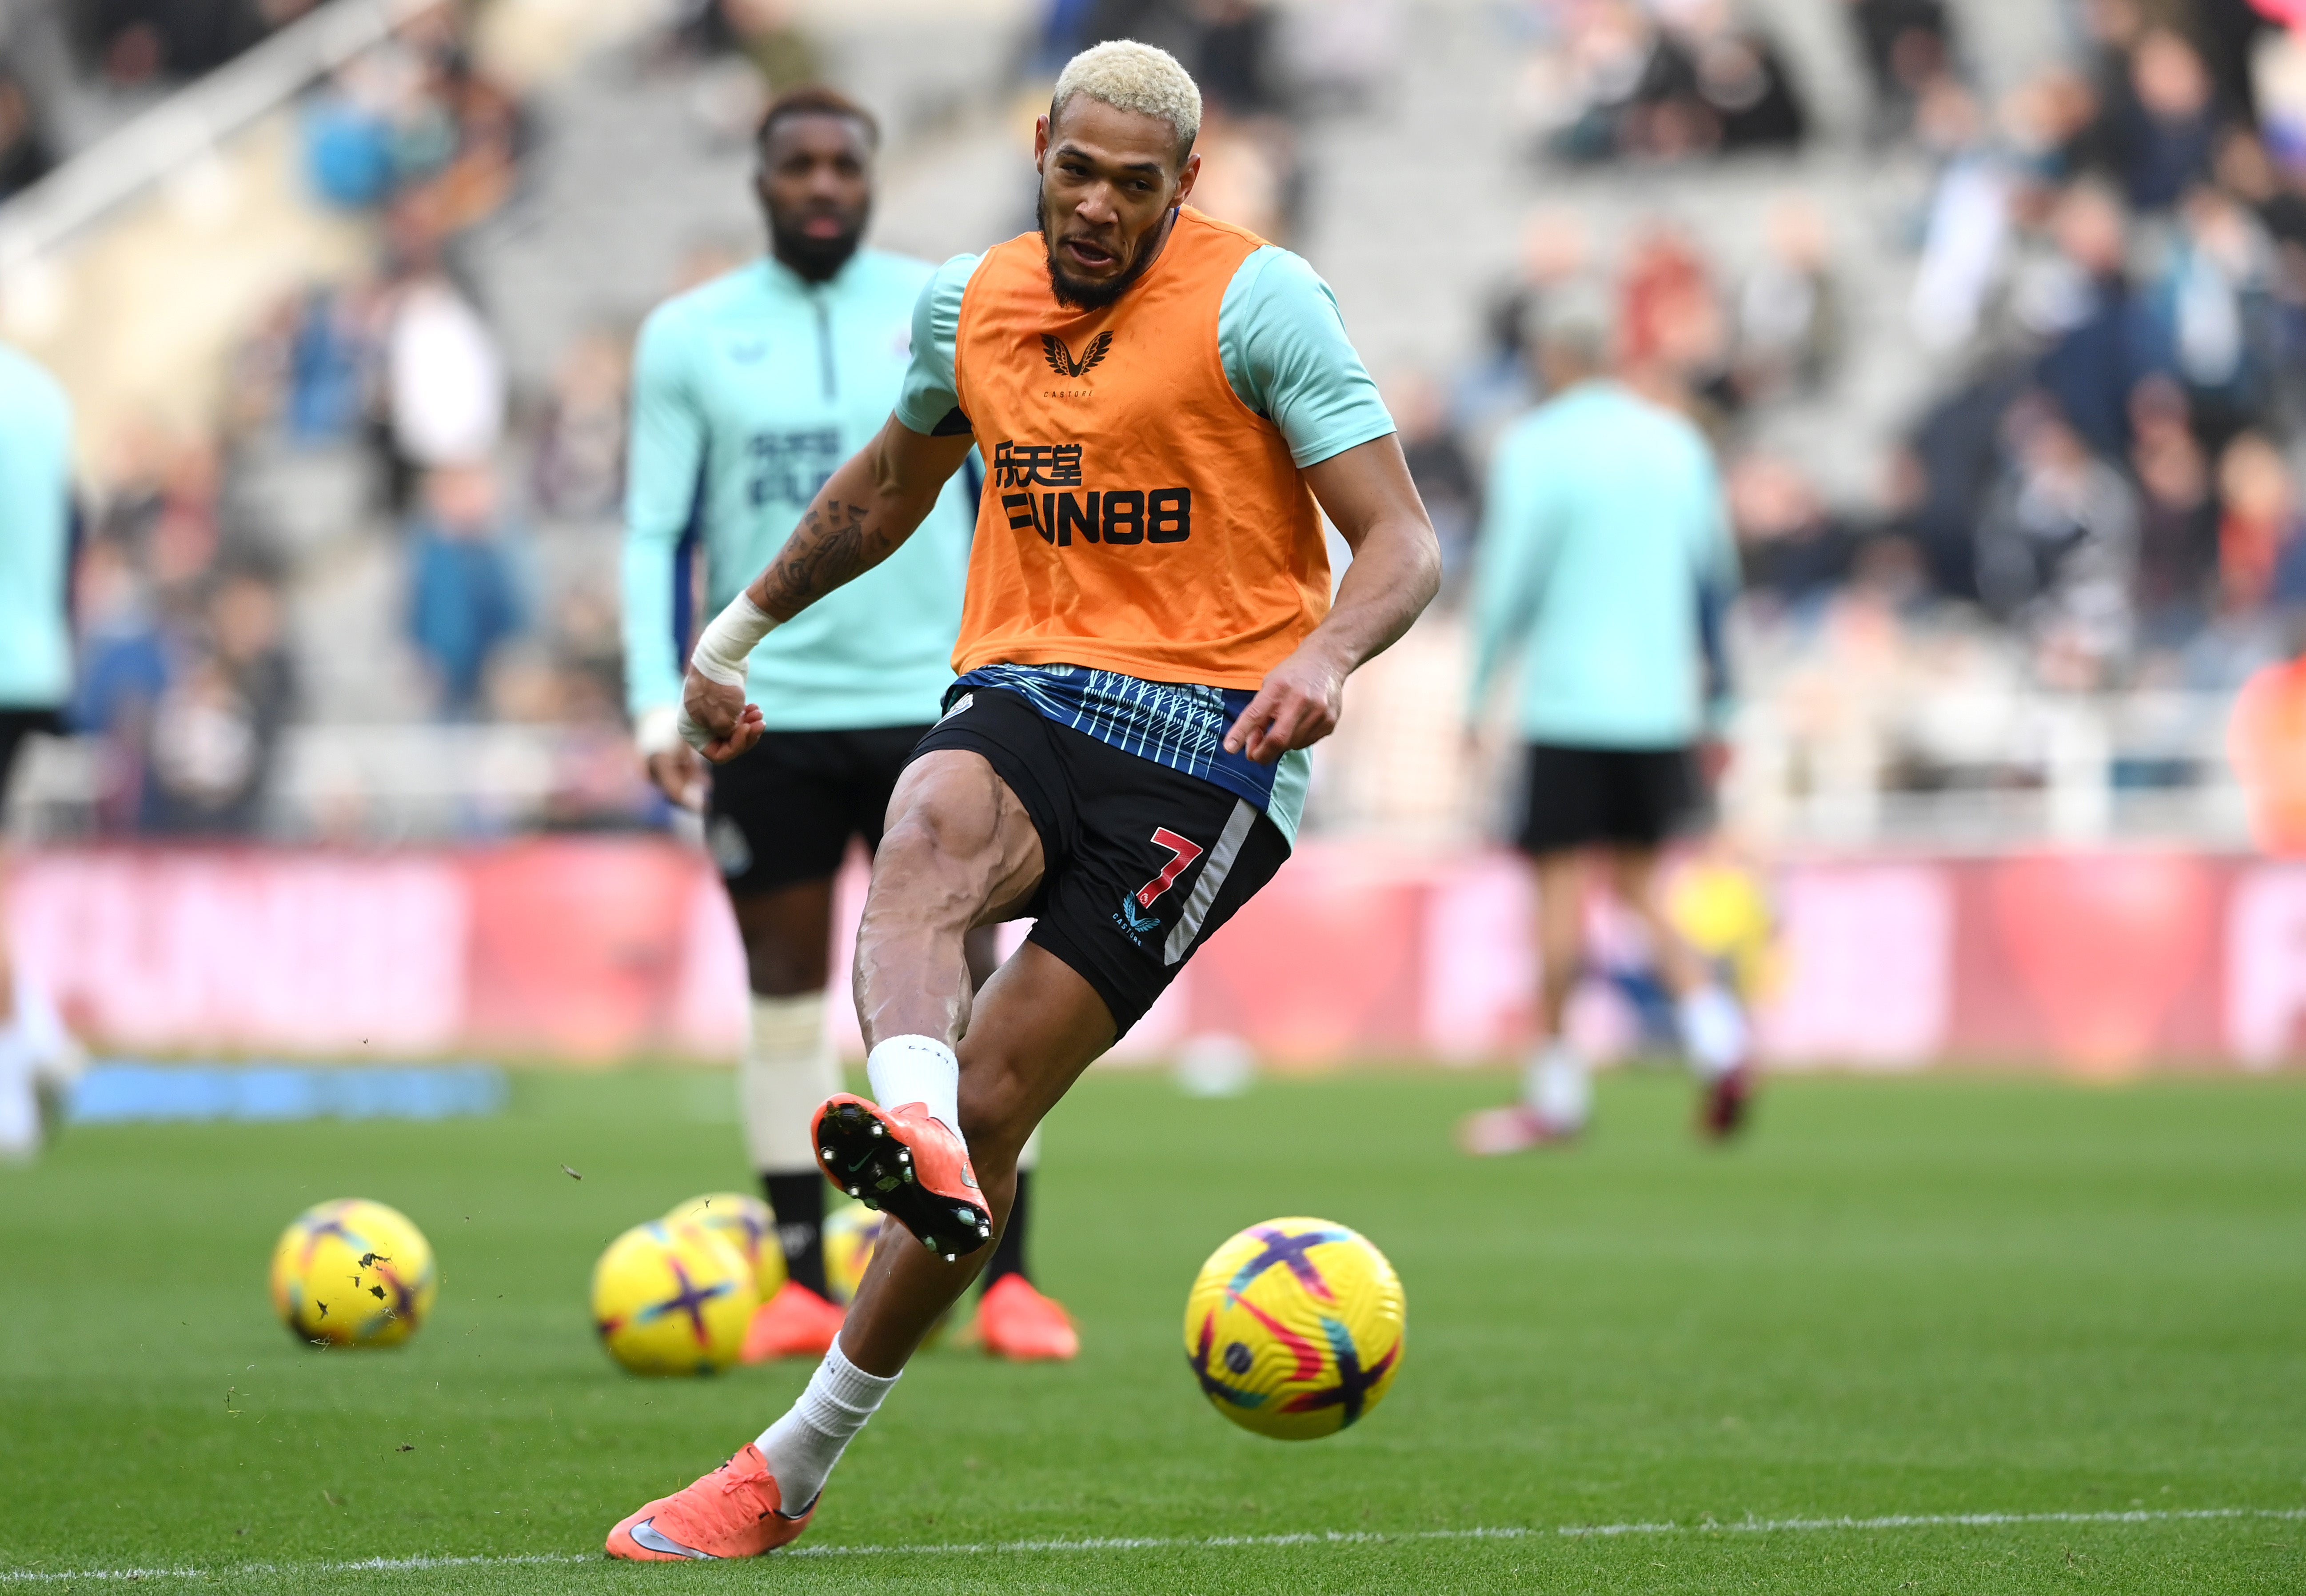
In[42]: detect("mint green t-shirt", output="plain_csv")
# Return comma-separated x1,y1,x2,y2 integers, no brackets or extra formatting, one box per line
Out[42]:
1468,381,1737,748
0,343,74,710
620,251,977,730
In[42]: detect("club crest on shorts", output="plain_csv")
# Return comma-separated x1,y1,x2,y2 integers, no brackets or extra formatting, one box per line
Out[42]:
1114,827,1202,944
708,816,754,879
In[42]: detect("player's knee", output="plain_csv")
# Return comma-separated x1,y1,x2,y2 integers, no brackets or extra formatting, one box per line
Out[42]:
955,1067,1034,1171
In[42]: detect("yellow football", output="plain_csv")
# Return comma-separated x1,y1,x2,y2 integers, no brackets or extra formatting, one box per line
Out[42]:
664,1191,785,1299
822,1201,891,1305
268,1198,438,1349
1182,1216,1405,1440
591,1219,756,1376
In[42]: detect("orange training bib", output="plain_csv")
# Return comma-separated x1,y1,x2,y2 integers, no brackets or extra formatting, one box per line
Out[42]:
950,207,1329,690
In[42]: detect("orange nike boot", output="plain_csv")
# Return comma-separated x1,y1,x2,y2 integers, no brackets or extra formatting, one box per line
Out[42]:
605,1444,814,1561
812,1093,992,1263
741,1281,845,1363
976,1273,1079,1361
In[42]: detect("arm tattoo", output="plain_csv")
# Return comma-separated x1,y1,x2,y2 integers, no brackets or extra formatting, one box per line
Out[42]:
752,499,904,618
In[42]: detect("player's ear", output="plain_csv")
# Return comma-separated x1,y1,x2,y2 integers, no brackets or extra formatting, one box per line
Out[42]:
1033,114,1052,171
1173,149,1201,208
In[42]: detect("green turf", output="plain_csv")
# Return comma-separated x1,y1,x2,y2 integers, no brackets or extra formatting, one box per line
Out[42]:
2,1065,2303,1592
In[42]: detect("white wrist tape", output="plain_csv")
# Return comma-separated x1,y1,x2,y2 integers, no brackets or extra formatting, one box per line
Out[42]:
690,593,778,688
634,703,683,758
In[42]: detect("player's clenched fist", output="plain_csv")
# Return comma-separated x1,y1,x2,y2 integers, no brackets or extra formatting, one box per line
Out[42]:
679,666,765,763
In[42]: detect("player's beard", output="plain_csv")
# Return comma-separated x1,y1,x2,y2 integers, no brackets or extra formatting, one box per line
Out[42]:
770,209,866,284
1041,188,1161,311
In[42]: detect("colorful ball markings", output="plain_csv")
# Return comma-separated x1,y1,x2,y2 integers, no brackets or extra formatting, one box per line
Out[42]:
663,1191,785,1299
269,1198,438,1349
591,1219,756,1376
1183,1216,1405,1440
822,1200,892,1305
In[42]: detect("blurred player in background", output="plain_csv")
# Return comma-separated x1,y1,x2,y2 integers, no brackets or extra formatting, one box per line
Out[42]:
1458,294,1754,1155
0,337,81,1160
604,40,1438,1561
621,86,1074,1364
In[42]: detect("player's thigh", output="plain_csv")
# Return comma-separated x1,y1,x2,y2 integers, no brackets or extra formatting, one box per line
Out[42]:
952,942,1117,1165
873,749,1046,928
848,726,1011,984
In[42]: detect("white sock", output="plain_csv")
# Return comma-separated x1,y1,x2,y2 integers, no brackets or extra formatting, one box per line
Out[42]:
865,1034,963,1146
739,992,842,1173
1523,1040,1591,1130
1678,985,1749,1080
754,1337,899,1512
0,1020,38,1161
9,973,81,1091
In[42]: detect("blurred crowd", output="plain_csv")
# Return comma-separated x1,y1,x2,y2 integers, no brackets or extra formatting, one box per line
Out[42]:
31,0,628,837
15,0,2306,840
1507,0,1808,161
1449,0,2306,732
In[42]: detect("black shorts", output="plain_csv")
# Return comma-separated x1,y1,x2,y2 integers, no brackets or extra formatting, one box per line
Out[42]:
910,687,1289,1037
0,708,62,801
1514,742,1698,856
707,724,933,896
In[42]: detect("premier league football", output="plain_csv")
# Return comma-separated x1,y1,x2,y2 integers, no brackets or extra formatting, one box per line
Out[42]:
5,0,2304,1590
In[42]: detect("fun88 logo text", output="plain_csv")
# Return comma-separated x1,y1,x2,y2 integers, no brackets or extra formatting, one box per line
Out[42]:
993,441,1190,547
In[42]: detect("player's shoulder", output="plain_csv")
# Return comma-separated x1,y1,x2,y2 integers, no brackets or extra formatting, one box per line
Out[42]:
1179,204,1273,256
1224,238,1325,299
638,262,769,344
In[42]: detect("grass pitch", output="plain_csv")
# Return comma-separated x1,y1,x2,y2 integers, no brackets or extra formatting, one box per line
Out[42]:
2,1064,2302,1592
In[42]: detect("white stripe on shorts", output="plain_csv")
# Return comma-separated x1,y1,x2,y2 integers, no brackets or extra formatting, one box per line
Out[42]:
1163,799,1257,966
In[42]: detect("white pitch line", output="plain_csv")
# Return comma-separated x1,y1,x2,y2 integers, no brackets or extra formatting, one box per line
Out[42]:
4,1506,2302,1581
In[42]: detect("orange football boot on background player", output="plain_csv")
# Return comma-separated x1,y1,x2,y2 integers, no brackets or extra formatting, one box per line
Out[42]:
975,1273,1078,1361
741,1280,845,1362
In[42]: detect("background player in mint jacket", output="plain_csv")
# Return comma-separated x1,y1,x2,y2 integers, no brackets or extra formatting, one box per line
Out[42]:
1457,295,1753,1156
622,86,1076,1361
0,339,82,1161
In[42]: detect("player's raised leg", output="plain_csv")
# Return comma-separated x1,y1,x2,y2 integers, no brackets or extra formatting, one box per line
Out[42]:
814,748,1048,1261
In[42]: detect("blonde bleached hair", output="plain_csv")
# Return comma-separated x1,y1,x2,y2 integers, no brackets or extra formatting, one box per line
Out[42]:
1050,39,1203,159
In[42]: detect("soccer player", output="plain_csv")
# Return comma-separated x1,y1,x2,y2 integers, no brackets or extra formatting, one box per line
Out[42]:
622,85,1074,1364
1456,296,1754,1157
0,337,80,1160
604,40,1439,1560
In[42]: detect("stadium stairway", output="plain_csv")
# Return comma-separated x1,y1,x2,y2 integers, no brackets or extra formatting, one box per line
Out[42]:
462,4,1032,395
